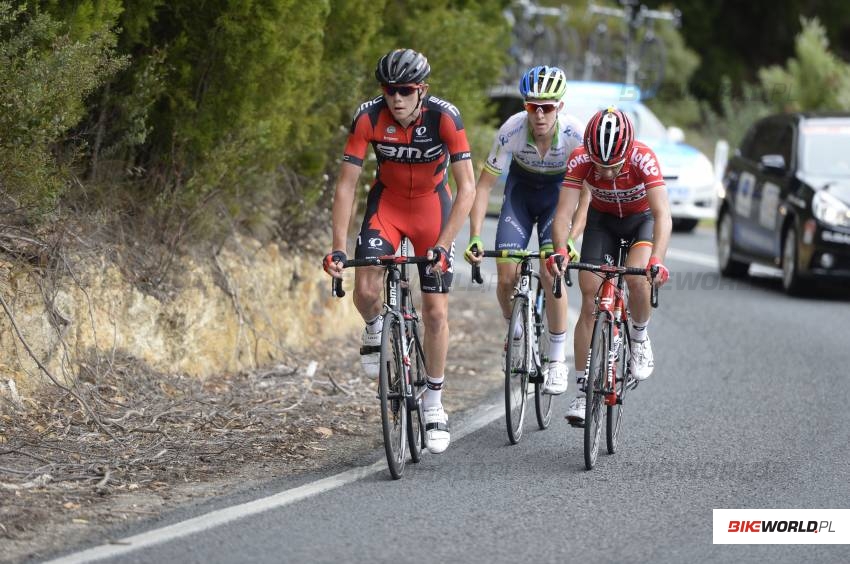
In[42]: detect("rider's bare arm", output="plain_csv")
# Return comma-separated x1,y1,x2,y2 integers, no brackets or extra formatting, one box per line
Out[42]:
646,185,673,262
331,161,363,253
468,169,499,239
568,185,591,241
551,185,582,252
436,158,476,250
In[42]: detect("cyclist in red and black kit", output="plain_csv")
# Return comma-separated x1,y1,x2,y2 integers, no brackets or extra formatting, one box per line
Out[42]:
547,108,672,425
323,49,475,454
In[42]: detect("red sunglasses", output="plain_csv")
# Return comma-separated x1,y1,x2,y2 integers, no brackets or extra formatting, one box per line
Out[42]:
382,84,422,96
525,102,559,114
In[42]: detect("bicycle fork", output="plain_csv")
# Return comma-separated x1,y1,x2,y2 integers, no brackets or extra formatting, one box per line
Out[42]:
595,277,626,406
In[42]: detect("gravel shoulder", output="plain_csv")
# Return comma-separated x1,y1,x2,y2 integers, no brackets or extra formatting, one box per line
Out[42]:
1,290,504,563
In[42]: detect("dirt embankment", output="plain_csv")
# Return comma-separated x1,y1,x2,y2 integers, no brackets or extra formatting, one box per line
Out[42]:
0,247,505,563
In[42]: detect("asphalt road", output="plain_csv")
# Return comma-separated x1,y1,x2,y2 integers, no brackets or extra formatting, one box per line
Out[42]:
47,221,850,564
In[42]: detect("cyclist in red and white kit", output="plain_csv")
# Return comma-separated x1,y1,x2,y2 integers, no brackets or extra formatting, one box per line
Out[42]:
323,49,476,454
547,108,672,425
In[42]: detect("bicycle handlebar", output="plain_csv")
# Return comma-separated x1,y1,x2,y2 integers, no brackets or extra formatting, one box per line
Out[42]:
331,255,443,298
567,262,661,308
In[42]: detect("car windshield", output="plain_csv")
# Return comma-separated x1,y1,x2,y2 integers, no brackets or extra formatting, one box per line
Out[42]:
565,102,668,141
800,121,850,176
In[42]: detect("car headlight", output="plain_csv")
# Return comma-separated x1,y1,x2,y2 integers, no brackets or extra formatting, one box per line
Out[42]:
812,190,850,228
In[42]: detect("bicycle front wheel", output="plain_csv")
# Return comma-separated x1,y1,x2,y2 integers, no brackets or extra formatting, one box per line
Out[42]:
606,325,628,454
584,315,609,470
534,287,553,429
505,296,529,445
406,319,425,463
380,317,407,479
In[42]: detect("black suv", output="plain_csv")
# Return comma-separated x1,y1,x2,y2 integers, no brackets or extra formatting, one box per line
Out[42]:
717,112,850,294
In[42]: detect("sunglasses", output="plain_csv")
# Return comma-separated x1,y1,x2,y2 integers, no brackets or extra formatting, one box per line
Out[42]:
382,84,421,96
525,102,559,114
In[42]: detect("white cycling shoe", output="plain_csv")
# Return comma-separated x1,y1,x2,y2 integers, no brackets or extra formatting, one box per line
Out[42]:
360,327,381,379
565,395,586,427
631,338,654,381
502,336,524,371
423,405,450,454
542,361,569,395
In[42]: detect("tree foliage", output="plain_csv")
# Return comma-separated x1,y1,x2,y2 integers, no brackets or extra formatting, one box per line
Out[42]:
759,17,850,112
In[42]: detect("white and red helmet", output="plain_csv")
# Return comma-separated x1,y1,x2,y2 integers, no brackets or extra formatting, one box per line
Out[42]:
583,108,635,166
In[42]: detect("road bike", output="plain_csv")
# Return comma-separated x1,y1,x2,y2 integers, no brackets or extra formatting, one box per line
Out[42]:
503,0,583,81
471,249,563,444
332,239,437,479
561,239,660,470
583,0,680,98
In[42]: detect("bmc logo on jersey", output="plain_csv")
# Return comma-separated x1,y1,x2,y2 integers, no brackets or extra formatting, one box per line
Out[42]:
376,143,443,162
428,96,460,117
631,149,659,177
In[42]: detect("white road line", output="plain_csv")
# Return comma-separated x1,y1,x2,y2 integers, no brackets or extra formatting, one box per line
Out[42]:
665,247,717,268
47,310,578,564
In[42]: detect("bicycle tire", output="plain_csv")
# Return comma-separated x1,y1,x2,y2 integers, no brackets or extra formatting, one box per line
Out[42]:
406,319,425,463
379,317,407,479
505,296,529,445
533,285,553,430
636,35,666,99
606,323,628,454
556,26,584,80
584,315,609,470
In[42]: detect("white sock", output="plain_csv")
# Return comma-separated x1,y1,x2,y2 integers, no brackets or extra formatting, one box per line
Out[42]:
366,314,383,334
575,370,586,397
423,375,444,409
630,319,649,342
548,331,566,363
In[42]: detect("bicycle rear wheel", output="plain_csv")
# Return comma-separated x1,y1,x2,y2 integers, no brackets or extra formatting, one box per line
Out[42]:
505,296,529,444
379,317,407,479
533,286,553,429
584,315,609,470
636,35,666,99
606,324,629,454
406,319,425,463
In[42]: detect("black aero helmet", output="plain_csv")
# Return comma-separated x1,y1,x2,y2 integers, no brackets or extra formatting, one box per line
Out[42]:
375,49,430,85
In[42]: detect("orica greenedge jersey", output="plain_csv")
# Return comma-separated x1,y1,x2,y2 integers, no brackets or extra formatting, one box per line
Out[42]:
483,111,584,179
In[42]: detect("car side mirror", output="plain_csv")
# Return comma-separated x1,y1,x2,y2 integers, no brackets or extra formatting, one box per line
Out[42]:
759,154,786,174
667,126,685,144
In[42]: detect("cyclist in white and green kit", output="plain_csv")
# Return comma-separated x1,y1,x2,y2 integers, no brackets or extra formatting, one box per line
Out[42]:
465,66,588,395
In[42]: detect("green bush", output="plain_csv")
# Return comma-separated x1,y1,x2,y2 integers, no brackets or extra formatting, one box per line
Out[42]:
0,3,125,215
759,17,850,112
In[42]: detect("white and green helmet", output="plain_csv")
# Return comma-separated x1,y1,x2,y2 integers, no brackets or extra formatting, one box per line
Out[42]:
518,65,567,100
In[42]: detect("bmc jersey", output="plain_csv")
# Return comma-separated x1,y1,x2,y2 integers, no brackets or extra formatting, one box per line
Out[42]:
562,141,665,217
484,111,584,179
343,95,471,198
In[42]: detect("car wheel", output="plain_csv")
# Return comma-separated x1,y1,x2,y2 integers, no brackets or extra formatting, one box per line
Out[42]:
717,211,749,278
673,218,699,233
781,225,809,296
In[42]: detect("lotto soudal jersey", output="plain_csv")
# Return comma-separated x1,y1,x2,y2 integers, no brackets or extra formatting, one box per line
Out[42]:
343,95,472,198
483,111,584,179
562,141,665,217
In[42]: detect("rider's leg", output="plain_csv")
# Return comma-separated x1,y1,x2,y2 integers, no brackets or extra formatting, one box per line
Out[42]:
539,254,569,394
496,261,520,324
421,291,449,397
625,242,655,380
573,270,599,377
353,266,385,321
625,242,652,329
421,290,451,453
